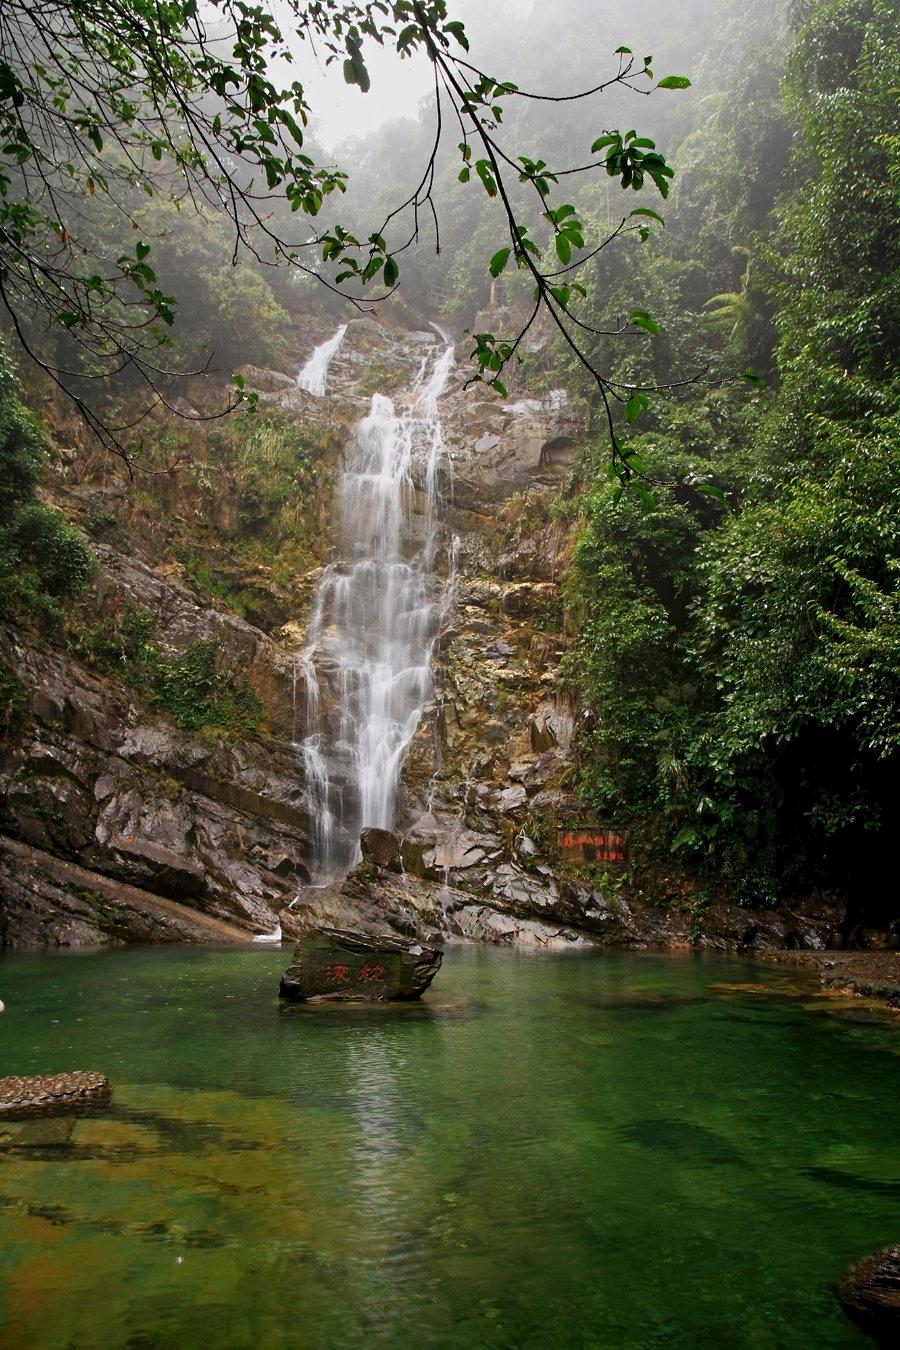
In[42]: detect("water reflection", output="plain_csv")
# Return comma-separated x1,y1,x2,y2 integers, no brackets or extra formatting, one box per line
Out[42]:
0,946,894,1348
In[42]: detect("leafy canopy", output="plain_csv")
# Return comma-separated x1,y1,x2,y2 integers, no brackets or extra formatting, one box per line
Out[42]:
1,0,691,481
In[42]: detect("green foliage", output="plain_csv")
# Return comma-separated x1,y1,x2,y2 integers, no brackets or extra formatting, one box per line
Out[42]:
120,408,338,603
73,605,263,737
568,0,899,916
153,642,264,736
0,1,352,379
1,0,694,464
356,355,409,399
0,657,28,734
73,606,158,685
199,262,290,373
227,411,336,565
569,429,732,823
775,0,899,392
592,130,677,197
0,338,96,623
696,416,900,764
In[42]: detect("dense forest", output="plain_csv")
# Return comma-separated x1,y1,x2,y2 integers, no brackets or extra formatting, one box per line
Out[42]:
549,0,899,923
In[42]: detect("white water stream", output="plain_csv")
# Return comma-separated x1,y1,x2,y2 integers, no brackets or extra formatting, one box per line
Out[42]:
295,335,457,880
296,323,347,396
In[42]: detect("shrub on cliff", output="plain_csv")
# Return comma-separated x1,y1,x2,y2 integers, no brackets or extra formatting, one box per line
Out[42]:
0,340,95,625
72,605,263,738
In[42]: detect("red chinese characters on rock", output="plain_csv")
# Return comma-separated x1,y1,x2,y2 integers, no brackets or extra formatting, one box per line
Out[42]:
319,960,387,986
559,830,626,863
358,962,386,983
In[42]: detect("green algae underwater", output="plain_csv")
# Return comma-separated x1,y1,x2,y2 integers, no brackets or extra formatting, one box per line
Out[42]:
0,945,897,1348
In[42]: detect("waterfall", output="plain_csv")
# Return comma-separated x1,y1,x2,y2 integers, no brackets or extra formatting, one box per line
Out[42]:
296,339,456,880
297,323,347,396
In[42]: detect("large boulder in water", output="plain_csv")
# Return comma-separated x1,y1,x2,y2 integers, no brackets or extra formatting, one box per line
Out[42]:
279,927,442,1003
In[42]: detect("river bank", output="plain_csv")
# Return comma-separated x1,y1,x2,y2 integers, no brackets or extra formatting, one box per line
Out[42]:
758,949,900,1010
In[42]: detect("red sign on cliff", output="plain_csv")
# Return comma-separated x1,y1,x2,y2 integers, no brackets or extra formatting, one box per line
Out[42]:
559,828,627,865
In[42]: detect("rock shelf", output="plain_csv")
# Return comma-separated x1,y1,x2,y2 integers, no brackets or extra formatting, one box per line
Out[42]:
0,1071,111,1118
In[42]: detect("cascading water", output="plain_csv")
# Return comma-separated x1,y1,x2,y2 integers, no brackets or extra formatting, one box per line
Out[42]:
296,323,347,397
296,338,457,881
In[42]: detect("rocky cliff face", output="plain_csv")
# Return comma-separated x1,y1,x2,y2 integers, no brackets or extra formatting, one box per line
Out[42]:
0,315,849,954
0,605,313,945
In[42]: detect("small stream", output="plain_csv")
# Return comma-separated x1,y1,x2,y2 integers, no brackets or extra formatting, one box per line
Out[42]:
0,947,897,1347
296,324,348,396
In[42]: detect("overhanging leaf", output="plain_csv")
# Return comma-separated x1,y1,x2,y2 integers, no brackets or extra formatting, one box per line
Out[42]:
489,247,511,278
630,308,660,335
630,207,665,226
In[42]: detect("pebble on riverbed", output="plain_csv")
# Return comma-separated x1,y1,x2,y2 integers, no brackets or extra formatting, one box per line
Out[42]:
0,1071,111,1119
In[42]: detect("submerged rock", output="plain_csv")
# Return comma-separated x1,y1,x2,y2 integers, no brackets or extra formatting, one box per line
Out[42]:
838,1244,900,1345
0,1071,111,1118
619,1117,744,1167
279,927,442,1003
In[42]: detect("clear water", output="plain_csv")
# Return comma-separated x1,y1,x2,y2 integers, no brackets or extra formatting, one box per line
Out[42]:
0,946,897,1348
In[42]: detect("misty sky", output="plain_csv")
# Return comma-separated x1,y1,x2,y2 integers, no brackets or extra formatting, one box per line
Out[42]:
296,0,534,148
291,0,726,150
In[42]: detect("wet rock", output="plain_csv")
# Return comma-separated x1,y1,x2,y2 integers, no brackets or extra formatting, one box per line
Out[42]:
107,835,209,901
761,951,900,1008
529,700,574,754
279,927,442,1003
818,952,900,1006
489,862,561,917
0,836,254,947
428,834,490,873
501,582,557,620
359,827,402,871
235,364,296,393
494,786,528,814
475,433,501,454
0,1071,111,1118
515,834,540,862
287,851,591,950
838,1244,900,1345
0,622,316,945
498,539,557,582
537,434,578,472
699,901,837,952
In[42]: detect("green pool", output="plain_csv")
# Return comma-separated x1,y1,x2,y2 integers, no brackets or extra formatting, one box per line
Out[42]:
0,946,897,1347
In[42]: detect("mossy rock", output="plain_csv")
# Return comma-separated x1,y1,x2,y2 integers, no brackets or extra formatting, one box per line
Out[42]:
280,928,442,1003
